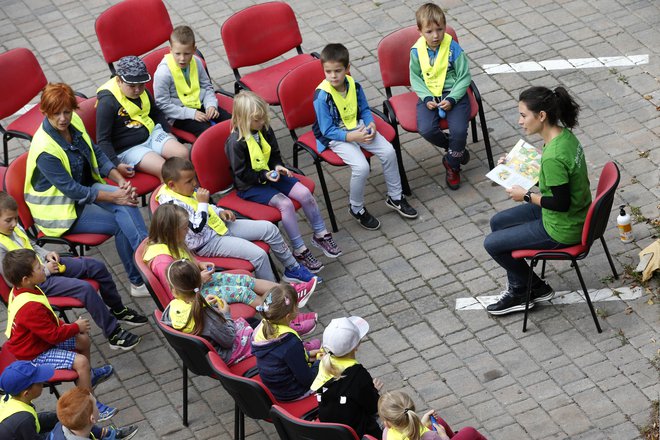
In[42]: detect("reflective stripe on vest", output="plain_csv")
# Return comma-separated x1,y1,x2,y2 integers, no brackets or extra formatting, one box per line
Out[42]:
97,77,155,133
246,132,271,173
165,54,201,109
143,243,195,263
5,287,59,338
413,34,452,96
0,398,40,432
0,226,45,265
316,76,358,130
156,186,228,236
25,113,104,237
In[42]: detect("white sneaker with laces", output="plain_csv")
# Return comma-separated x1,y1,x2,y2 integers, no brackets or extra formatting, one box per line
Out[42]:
130,283,150,298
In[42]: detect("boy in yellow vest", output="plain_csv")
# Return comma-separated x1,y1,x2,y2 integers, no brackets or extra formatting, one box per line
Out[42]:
312,44,418,231
2,249,116,422
0,362,138,439
410,3,472,190
154,25,230,137
96,56,189,181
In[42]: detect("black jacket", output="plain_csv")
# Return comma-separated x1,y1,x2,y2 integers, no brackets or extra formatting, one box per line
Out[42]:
225,127,284,192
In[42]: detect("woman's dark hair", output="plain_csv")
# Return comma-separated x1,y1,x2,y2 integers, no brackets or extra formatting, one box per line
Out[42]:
519,86,580,129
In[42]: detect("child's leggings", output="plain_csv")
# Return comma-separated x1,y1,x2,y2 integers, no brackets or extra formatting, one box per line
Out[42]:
201,272,258,305
268,182,326,250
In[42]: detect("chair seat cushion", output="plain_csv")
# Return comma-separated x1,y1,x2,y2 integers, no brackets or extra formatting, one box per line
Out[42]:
50,369,79,382
7,96,85,138
512,244,588,260
229,354,257,377
48,296,85,309
202,241,270,273
240,54,316,104
37,232,112,247
297,131,373,166
373,114,396,143
389,89,478,132
171,127,197,144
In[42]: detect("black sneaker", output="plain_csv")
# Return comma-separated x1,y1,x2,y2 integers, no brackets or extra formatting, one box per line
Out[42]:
349,207,381,230
531,281,554,303
108,328,141,351
486,289,534,315
386,196,419,219
112,307,148,327
461,148,470,165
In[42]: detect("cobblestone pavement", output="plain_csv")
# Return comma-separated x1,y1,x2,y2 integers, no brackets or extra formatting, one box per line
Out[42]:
1,0,658,439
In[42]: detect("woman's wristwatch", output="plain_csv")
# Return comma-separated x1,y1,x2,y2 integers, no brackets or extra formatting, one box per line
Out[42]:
523,190,533,203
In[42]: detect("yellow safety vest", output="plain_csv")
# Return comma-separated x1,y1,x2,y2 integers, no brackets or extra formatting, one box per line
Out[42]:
385,425,430,440
4,287,59,338
25,113,104,237
143,243,195,263
413,34,452,96
97,77,155,133
168,298,196,333
165,54,202,109
156,186,228,236
246,132,272,173
0,226,44,265
311,356,358,390
317,76,358,130
0,398,40,432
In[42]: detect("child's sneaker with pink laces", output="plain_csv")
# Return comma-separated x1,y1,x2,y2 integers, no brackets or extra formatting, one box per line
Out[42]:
295,311,318,322
290,316,316,336
311,233,342,258
303,339,321,351
292,277,317,308
294,249,324,273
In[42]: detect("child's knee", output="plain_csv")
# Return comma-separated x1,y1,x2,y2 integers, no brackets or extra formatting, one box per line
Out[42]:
76,333,91,350
351,161,370,178
72,353,89,371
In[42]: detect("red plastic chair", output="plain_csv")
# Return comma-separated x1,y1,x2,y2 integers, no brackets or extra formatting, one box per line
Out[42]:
5,153,111,256
277,61,406,232
221,2,317,105
191,120,316,224
207,351,318,440
154,309,257,426
270,405,380,440
135,239,256,321
512,162,621,333
0,344,78,399
377,25,494,170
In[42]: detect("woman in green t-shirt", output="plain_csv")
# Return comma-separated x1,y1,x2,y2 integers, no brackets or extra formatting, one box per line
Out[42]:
484,86,590,316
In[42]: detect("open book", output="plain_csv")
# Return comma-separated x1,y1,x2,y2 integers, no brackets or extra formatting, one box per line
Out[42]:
486,139,541,190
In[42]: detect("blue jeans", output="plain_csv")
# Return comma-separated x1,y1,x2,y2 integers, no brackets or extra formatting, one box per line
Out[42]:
483,204,565,293
68,183,148,285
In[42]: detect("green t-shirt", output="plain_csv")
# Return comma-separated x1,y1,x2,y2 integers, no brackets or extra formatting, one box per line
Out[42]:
539,128,591,244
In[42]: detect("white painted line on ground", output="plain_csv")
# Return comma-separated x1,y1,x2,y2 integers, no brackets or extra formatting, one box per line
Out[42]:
455,286,644,311
483,55,649,74
13,103,36,117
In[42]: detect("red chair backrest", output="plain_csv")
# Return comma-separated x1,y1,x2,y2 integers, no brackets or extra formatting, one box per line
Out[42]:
95,0,172,69
5,152,35,232
135,239,173,310
141,47,171,95
75,97,98,143
582,162,620,247
221,2,304,70
277,60,324,131
190,120,234,194
270,405,361,440
0,276,11,305
377,25,458,89
0,48,47,120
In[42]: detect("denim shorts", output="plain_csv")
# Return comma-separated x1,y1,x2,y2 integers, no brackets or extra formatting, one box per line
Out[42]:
118,124,174,166
237,175,299,205
32,337,77,369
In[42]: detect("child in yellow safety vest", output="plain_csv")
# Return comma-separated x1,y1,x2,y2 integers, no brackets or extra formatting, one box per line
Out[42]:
225,91,342,274
154,25,231,137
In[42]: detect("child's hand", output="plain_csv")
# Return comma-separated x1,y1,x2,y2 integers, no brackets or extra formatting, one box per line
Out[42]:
45,260,60,274
75,316,91,333
196,188,210,203
438,99,453,111
117,163,135,178
220,210,236,222
206,106,220,120
426,100,439,110
365,122,377,142
308,349,321,358
194,110,209,122
200,267,213,283
346,127,372,144
266,169,280,182
373,377,384,391
275,165,292,177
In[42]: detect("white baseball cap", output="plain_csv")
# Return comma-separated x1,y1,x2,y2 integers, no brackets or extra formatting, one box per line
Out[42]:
322,316,369,357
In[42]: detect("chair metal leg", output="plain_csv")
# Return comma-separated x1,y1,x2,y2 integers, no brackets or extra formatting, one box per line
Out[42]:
522,259,537,332
573,261,602,333
389,126,411,196
234,403,241,440
315,160,338,232
2,134,9,167
49,384,61,399
478,104,495,170
541,260,547,278
182,366,189,426
600,237,619,279
470,118,478,143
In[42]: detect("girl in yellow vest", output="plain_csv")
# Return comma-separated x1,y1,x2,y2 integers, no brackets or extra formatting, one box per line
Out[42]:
146,204,318,334
378,390,486,440
226,91,341,274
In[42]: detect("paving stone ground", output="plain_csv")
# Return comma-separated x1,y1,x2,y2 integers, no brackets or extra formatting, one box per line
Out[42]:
0,0,658,439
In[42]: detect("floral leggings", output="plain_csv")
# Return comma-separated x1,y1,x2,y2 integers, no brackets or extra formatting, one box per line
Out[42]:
201,272,257,305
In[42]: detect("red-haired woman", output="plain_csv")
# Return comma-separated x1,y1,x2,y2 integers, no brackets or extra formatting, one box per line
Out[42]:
25,83,149,296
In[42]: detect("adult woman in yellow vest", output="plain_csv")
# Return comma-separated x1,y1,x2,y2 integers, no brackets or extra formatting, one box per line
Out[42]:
25,83,149,297
96,56,188,181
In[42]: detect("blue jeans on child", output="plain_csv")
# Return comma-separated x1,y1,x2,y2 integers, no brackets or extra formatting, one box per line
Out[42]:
416,94,470,170
484,204,566,292
67,183,148,285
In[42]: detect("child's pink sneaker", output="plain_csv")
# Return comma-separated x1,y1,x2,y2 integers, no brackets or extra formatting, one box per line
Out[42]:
290,316,316,336
291,277,318,308
303,339,321,351
296,312,318,323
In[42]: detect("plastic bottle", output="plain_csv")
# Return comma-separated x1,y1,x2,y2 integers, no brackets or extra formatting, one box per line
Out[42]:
617,205,634,243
